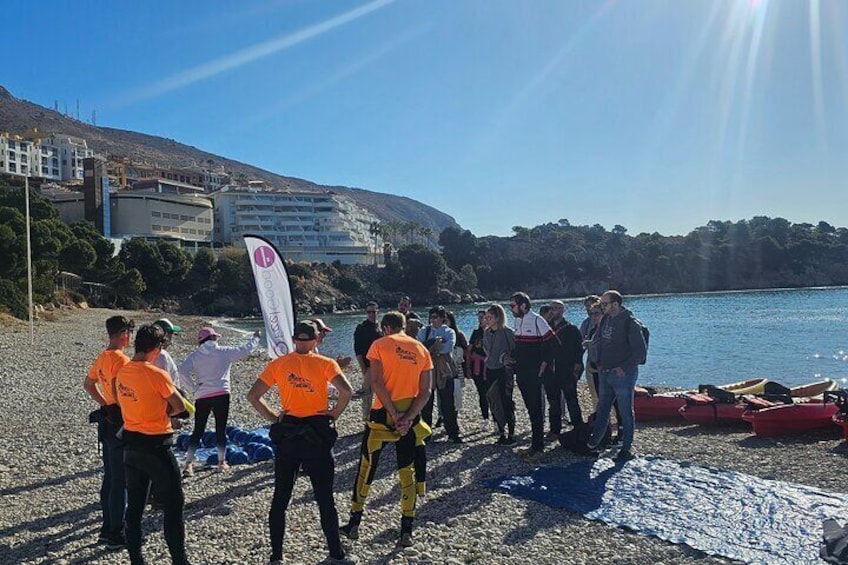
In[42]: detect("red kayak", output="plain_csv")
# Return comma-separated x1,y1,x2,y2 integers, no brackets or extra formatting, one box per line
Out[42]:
634,378,766,422
680,379,837,426
742,402,840,437
825,390,848,440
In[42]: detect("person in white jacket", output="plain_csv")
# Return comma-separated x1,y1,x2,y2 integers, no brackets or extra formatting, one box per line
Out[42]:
180,326,260,475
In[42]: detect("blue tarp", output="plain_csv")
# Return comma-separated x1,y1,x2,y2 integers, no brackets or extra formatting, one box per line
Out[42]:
484,456,848,565
174,426,274,466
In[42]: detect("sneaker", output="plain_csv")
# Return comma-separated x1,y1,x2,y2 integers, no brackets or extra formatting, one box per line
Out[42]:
544,431,559,442
339,523,359,540
614,449,635,463
105,531,126,551
183,463,194,478
435,417,443,428
398,532,414,548
480,419,491,432
268,560,283,565
449,435,463,444
97,529,110,544
217,462,230,473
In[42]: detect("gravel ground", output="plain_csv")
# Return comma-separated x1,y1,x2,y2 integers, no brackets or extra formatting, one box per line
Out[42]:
1,308,846,565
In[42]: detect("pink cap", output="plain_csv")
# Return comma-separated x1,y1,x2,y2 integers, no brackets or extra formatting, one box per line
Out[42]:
197,327,221,342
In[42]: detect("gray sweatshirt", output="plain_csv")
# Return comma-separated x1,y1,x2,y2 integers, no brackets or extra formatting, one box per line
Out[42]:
592,307,647,374
483,327,515,370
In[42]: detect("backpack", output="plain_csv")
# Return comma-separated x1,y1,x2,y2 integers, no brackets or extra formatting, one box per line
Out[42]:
625,316,650,364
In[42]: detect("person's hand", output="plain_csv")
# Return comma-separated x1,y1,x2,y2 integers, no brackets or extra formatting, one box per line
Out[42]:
395,414,413,435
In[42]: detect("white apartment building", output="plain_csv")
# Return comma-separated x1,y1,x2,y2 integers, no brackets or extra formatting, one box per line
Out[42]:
40,134,94,180
210,186,381,264
0,135,36,177
0,132,93,181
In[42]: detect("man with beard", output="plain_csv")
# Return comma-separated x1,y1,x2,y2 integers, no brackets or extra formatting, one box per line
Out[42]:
509,292,557,462
586,290,647,462
353,302,382,419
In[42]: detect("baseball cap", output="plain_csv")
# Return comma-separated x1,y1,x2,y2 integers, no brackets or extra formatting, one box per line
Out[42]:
153,318,182,334
293,321,319,341
197,327,221,342
310,318,332,333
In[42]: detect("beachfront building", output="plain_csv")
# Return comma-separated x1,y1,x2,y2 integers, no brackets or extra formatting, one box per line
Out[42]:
211,185,380,264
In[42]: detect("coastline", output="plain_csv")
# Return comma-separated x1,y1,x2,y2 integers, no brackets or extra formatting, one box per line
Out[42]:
2,306,846,564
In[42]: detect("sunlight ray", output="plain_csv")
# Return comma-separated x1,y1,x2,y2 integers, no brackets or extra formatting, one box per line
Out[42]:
736,0,770,159
809,0,827,150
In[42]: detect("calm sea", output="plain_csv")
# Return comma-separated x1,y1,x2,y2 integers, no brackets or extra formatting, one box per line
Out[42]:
218,287,848,390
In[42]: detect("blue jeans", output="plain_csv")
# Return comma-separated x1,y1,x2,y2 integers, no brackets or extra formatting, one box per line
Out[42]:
588,368,638,451
99,418,126,535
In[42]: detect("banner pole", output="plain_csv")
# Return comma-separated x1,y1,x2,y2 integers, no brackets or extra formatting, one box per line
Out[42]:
25,176,34,345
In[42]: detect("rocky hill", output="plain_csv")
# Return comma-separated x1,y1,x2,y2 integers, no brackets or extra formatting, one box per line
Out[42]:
0,85,459,235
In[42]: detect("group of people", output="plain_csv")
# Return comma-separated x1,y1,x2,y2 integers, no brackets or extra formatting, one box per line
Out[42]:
84,317,259,565
83,289,646,565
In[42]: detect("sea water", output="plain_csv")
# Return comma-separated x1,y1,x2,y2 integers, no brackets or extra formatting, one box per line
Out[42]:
219,286,848,391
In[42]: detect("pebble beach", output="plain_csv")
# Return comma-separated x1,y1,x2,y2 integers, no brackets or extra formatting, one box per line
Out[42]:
1,308,846,565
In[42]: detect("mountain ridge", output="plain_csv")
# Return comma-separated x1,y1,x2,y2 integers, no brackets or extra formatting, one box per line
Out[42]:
0,86,459,235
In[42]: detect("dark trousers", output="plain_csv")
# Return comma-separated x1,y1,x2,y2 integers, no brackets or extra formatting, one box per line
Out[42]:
124,446,187,565
270,433,343,562
421,391,435,428
516,369,545,452
188,394,230,449
99,418,126,535
543,370,585,434
436,377,460,439
471,372,490,420
486,367,515,437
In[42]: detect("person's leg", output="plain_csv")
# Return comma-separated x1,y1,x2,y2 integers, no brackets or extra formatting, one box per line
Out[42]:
103,423,126,537
211,394,231,467
561,373,585,429
542,370,563,435
303,445,344,560
395,431,418,545
502,369,516,439
124,449,151,565
420,391,434,427
439,378,460,440
269,440,300,562
610,369,639,452
516,370,544,452
361,369,373,421
98,419,111,537
472,372,489,420
349,427,383,515
587,370,616,450
184,397,213,467
148,450,189,565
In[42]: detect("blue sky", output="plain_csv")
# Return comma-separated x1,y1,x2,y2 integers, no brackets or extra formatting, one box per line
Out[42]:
3,0,848,237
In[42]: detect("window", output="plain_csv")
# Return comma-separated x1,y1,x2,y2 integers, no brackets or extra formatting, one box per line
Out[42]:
9,151,15,160
42,166,48,174
9,163,16,172
152,211,161,217
180,214,190,221
152,224,162,231
181,228,189,234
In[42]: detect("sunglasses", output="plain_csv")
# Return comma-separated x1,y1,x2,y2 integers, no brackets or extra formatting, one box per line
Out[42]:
366,310,378,314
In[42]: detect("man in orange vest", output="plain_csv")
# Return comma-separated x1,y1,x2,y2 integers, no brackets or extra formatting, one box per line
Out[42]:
83,315,134,550
115,324,193,565
247,321,355,565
